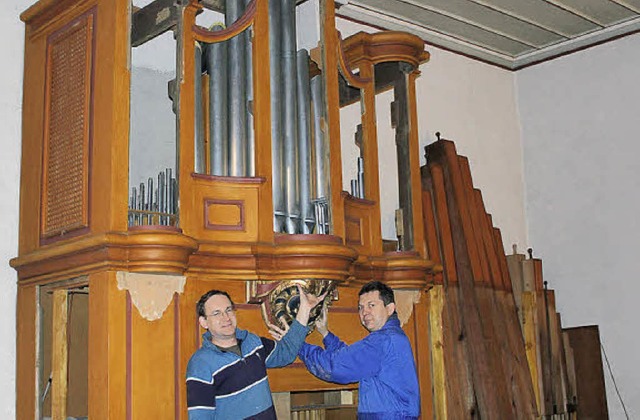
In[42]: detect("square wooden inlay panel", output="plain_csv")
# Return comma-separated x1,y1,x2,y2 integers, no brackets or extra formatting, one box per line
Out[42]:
204,199,245,231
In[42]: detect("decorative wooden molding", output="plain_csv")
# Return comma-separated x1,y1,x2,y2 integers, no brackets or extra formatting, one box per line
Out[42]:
188,237,358,283
117,272,185,321
353,252,435,290
11,230,198,284
341,31,430,70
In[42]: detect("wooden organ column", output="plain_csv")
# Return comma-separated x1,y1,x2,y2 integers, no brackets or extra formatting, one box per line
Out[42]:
11,0,436,418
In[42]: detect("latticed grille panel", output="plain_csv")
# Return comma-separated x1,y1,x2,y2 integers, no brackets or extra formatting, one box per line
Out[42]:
42,14,94,239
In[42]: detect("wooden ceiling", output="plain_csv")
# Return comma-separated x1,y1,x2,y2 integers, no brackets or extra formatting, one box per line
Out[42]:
336,0,640,69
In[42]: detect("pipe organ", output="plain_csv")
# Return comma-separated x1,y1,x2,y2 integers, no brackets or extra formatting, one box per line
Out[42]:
12,0,436,418
12,0,604,417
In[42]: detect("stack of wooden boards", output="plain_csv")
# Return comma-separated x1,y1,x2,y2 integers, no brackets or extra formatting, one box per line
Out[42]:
420,139,607,419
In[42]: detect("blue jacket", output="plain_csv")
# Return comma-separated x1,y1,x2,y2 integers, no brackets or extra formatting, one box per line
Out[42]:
186,320,308,419
298,314,420,419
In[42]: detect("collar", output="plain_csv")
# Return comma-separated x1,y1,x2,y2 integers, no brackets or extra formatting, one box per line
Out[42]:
379,313,401,331
201,328,248,352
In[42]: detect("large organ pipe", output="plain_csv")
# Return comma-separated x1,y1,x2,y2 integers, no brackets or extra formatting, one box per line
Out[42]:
206,25,229,176
282,0,299,234
194,42,205,173
244,0,255,177
296,49,313,233
310,74,328,201
226,0,247,177
268,0,284,232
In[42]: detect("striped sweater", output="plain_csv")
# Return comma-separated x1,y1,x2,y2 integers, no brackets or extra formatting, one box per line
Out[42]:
186,320,308,419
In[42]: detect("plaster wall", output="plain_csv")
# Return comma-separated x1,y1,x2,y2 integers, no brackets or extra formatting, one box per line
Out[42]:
516,32,640,419
0,1,33,418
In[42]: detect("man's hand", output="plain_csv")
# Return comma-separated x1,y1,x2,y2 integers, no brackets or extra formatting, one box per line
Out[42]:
295,285,327,326
268,316,290,341
315,304,329,338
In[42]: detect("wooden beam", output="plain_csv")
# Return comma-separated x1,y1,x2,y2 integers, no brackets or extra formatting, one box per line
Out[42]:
51,290,69,420
131,0,178,47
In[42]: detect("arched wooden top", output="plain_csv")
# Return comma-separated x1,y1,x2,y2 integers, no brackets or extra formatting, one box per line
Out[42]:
341,31,430,70
191,0,256,43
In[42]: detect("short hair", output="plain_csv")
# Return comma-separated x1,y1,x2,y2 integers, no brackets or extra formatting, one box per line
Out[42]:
358,281,395,306
196,290,234,317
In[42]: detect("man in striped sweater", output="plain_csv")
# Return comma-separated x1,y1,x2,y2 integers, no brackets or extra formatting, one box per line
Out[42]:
186,287,325,419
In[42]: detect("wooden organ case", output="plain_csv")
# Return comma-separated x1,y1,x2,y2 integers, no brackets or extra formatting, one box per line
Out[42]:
12,0,436,418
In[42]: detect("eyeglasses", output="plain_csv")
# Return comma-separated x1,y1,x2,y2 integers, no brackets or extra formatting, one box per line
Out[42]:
205,306,236,319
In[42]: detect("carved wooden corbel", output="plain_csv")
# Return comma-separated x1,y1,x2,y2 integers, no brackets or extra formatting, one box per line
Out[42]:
116,272,186,321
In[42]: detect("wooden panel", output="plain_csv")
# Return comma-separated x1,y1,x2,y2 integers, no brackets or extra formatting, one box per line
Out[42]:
345,216,363,246
183,174,264,242
16,285,37,419
41,11,94,241
89,272,127,420
130,292,177,419
564,326,608,419
343,194,376,254
411,295,433,420
205,199,244,230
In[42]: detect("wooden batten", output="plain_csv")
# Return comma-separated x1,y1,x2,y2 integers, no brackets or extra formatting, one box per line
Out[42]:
50,290,69,420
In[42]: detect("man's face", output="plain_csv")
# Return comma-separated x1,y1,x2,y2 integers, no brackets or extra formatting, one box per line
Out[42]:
198,294,237,344
358,291,395,332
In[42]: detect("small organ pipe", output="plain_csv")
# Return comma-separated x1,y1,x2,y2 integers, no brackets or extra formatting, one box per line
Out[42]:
128,168,178,227
296,49,313,233
357,156,365,199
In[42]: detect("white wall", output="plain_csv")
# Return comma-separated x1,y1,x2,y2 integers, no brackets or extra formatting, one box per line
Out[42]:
0,1,32,418
337,18,529,251
517,33,640,419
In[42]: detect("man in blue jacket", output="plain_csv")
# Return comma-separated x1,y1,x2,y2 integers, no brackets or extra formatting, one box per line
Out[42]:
186,287,324,419
298,281,420,419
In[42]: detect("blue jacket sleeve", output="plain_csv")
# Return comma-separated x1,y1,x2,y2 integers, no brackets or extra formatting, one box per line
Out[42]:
264,319,309,368
186,353,216,419
298,332,385,384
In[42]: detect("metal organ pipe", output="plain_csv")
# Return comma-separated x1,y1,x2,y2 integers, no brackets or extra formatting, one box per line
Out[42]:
282,0,299,234
189,0,332,235
268,0,284,232
310,74,327,201
194,42,205,174
296,49,313,234
244,0,255,177
226,0,247,177
206,25,229,176
127,168,178,227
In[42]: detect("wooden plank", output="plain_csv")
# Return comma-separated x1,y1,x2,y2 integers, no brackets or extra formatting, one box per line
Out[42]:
473,190,535,417
427,285,447,419
562,331,578,418
16,285,37,419
492,226,538,418
51,290,69,420
412,294,434,420
564,326,609,419
427,163,474,416
427,140,501,418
